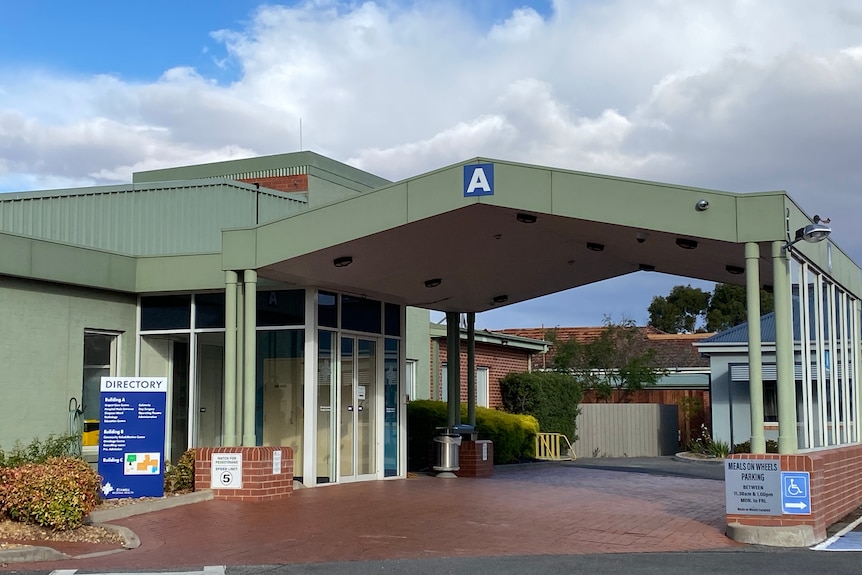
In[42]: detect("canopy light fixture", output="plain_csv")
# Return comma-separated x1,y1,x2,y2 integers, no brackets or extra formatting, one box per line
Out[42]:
675,238,698,250
333,256,353,268
424,278,442,288
786,223,831,249
492,294,509,304
639,263,656,272
586,242,605,252
725,265,745,275
516,213,537,224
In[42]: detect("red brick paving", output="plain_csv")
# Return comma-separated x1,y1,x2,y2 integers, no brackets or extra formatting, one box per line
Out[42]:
9,465,740,571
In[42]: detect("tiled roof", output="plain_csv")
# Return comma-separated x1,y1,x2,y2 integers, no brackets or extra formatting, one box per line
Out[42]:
495,326,713,369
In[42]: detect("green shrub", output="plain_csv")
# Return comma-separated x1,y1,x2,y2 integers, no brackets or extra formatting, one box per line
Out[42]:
732,440,779,454
0,434,79,468
164,449,196,493
0,456,101,530
499,371,581,440
407,400,539,469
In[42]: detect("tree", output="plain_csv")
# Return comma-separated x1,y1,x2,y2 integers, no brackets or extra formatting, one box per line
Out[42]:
647,285,710,333
648,283,775,334
706,283,774,332
548,317,666,402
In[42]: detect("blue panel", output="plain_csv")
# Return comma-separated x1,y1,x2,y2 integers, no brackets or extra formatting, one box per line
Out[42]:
98,378,167,499
826,531,862,550
463,163,494,197
781,471,811,514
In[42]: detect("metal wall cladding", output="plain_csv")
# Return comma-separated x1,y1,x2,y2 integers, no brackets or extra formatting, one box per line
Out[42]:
0,181,306,256
572,403,680,457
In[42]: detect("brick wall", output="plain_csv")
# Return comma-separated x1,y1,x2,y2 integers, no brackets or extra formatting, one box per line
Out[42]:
726,445,862,542
434,340,534,408
239,174,308,193
195,446,293,502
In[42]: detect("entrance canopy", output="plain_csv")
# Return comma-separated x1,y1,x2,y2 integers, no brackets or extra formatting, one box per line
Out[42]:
223,158,861,312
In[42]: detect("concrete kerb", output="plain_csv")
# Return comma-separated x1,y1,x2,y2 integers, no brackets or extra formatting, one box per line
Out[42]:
0,489,212,563
85,488,214,524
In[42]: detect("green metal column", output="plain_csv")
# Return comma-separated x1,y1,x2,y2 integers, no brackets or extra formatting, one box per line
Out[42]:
446,312,460,428
235,281,245,443
243,269,257,447
467,312,476,427
224,271,238,446
773,241,797,454
745,243,765,454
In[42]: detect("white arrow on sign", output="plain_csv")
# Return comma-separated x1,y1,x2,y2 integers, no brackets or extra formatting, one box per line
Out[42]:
785,501,808,510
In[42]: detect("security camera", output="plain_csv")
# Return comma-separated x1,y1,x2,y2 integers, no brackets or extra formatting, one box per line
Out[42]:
695,199,710,211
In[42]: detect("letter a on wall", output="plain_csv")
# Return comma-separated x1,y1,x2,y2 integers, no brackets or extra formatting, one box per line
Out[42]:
464,163,494,197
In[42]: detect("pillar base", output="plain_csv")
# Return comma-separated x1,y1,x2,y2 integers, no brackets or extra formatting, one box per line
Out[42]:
456,440,494,478
726,522,817,547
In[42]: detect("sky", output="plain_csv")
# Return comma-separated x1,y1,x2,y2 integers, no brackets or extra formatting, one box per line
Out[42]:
2,0,861,331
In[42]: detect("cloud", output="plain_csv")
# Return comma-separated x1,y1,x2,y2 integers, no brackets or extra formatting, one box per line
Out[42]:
2,0,862,325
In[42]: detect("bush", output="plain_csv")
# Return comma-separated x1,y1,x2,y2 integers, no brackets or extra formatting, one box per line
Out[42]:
407,400,539,469
499,371,581,440
0,435,79,468
0,456,101,530
687,424,730,458
732,440,779,454
164,449,196,493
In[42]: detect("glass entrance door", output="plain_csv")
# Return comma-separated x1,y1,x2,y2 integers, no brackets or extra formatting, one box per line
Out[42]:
339,337,377,481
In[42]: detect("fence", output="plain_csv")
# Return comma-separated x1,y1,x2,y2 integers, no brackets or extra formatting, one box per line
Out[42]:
572,403,679,458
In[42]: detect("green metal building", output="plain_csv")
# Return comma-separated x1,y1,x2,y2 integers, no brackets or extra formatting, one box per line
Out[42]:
1,151,860,489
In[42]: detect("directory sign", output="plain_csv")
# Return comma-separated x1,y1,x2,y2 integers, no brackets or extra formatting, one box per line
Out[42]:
98,377,168,499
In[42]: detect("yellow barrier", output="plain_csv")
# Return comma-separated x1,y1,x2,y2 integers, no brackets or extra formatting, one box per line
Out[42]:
82,419,99,447
535,432,576,461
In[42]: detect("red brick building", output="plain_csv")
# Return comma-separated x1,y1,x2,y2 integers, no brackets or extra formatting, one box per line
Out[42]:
428,323,549,408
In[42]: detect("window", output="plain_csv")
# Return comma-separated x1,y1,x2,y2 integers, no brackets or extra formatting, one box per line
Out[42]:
140,295,191,330
441,364,489,406
342,296,382,333
477,367,490,408
82,331,119,446
405,359,417,401
763,381,778,422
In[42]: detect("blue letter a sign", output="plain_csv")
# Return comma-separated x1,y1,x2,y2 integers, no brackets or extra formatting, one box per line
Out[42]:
464,163,494,197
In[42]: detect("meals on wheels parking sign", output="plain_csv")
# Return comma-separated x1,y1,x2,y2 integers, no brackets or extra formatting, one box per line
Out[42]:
97,377,167,499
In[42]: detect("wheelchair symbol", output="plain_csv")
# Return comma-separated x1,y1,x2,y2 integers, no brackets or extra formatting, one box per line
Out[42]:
786,479,803,496
784,477,806,497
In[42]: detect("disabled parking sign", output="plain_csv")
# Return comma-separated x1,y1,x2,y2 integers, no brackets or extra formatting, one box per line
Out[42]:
781,471,811,515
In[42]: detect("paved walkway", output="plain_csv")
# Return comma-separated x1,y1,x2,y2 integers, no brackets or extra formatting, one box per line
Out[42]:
5,462,740,571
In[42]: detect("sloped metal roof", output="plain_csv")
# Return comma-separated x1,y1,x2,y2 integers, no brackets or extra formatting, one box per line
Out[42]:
0,178,306,256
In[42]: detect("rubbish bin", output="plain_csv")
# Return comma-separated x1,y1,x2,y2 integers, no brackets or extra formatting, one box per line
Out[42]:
433,428,462,472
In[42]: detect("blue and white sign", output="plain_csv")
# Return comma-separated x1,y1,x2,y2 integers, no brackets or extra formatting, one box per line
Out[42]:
98,377,168,499
463,163,494,197
781,471,811,515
